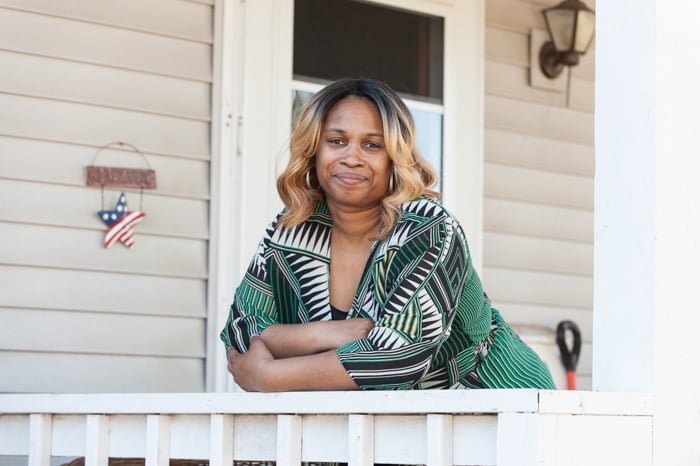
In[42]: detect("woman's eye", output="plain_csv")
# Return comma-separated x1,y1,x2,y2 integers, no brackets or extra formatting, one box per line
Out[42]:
329,138,344,145
365,142,382,149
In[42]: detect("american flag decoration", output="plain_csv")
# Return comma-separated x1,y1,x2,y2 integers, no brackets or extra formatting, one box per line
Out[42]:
98,192,145,249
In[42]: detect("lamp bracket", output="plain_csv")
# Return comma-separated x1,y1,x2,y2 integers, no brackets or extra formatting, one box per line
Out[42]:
539,40,565,79
529,29,568,91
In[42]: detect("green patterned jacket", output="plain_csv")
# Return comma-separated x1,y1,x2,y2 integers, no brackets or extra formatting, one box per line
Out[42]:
221,197,555,390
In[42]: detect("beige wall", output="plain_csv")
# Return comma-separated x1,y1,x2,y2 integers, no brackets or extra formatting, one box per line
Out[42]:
483,0,595,388
0,0,213,392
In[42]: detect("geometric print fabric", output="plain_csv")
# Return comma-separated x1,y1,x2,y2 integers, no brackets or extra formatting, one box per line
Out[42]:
221,197,555,390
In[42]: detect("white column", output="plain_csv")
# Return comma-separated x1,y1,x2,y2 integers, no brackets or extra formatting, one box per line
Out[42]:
594,1,700,464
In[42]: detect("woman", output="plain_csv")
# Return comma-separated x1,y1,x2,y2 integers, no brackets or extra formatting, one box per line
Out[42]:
221,78,555,391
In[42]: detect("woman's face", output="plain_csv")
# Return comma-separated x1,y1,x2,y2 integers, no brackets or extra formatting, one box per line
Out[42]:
315,96,391,214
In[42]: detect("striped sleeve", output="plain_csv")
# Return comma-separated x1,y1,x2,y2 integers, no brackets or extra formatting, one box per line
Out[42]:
220,217,280,353
336,213,469,390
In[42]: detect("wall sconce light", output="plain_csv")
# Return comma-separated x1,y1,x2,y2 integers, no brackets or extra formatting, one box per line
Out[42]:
540,0,595,79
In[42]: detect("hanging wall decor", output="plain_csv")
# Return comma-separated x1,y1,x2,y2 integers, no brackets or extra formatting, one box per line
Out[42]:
86,142,157,249
98,192,145,249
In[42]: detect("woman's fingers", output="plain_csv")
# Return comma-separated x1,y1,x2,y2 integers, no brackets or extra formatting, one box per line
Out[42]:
227,348,245,386
227,337,275,391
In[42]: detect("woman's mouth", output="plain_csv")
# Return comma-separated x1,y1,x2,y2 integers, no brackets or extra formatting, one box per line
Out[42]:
334,173,366,185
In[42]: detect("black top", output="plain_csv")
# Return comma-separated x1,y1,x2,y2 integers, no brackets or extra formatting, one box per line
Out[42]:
330,304,348,321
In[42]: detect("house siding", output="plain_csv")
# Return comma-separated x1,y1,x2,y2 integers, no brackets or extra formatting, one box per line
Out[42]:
0,0,213,392
483,0,595,388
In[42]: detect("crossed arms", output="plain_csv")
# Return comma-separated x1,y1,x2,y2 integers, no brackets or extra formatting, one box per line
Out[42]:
226,319,374,391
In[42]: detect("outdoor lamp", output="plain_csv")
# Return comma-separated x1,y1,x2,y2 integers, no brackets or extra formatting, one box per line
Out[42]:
540,0,595,79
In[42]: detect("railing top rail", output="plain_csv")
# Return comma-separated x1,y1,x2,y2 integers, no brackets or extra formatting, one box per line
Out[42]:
0,390,652,416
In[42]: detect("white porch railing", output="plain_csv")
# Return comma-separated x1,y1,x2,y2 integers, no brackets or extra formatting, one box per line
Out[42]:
0,391,652,466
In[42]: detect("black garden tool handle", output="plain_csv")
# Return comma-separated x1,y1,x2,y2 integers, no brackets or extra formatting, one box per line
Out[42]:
556,320,581,390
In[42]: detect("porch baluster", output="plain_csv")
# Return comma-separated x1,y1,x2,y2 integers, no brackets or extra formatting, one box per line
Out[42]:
85,415,109,466
347,414,374,466
28,414,52,466
209,414,234,466
426,414,452,466
146,415,170,466
276,415,301,466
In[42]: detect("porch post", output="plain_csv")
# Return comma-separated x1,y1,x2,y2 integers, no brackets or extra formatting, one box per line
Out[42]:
594,1,700,464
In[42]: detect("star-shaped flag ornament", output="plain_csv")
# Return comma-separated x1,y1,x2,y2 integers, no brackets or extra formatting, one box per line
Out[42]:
98,192,145,249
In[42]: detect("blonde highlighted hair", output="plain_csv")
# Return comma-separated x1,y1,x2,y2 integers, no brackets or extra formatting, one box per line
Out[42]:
277,78,439,238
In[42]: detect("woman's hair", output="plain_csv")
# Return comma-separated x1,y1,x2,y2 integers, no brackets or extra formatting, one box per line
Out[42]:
277,78,439,237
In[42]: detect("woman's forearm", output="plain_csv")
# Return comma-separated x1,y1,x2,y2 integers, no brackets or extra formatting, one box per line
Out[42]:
263,350,359,391
259,319,373,358
228,338,359,392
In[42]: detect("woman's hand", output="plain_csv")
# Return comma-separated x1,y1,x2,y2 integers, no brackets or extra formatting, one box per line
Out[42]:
227,336,274,392
326,318,374,347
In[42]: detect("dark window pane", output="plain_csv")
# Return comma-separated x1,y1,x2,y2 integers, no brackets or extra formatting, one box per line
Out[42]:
294,0,444,101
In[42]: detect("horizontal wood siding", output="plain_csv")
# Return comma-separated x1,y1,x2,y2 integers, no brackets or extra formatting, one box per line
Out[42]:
0,0,213,392
484,0,595,388
1,353,204,392
0,51,211,120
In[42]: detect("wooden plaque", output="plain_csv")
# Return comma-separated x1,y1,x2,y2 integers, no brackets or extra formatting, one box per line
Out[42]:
86,166,157,189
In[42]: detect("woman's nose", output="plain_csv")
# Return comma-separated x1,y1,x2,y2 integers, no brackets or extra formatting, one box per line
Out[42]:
341,143,363,165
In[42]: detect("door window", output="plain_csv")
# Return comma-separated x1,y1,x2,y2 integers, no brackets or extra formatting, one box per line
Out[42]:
292,0,445,189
